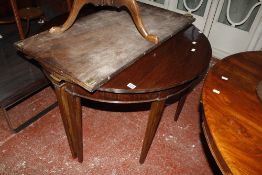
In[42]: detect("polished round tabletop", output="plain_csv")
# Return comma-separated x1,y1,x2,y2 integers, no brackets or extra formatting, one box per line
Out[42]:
202,51,262,175
99,25,211,93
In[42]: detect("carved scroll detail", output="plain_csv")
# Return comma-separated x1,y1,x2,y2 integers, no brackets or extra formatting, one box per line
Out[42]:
49,0,159,44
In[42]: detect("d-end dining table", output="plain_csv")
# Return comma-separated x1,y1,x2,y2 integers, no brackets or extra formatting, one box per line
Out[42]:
15,2,211,164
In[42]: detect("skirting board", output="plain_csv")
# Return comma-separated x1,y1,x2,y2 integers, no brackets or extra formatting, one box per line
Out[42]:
212,47,232,60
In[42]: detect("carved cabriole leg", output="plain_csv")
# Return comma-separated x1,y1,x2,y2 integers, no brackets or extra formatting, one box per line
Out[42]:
116,0,159,44
49,0,87,34
174,94,188,122
49,0,159,44
53,83,78,159
139,100,165,164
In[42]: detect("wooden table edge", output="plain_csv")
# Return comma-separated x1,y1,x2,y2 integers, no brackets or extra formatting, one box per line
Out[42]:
202,117,233,175
201,51,262,175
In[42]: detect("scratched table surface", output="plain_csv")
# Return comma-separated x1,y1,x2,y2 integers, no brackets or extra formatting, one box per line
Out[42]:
15,3,194,92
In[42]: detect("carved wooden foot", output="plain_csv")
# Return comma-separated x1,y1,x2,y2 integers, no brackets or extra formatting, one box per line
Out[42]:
49,0,159,44
117,0,159,44
49,0,86,34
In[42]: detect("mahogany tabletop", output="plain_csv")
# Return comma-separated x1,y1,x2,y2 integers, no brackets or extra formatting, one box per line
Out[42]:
15,3,194,92
202,51,262,175
99,25,211,94
14,6,212,163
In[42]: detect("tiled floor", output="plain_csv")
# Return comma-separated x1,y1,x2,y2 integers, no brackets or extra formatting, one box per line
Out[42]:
0,79,221,174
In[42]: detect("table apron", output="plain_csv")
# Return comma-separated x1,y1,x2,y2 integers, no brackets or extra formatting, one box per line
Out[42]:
63,79,200,104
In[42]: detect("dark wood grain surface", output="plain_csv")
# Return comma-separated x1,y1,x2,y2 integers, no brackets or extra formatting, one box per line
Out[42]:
99,25,210,93
50,25,211,163
202,51,262,175
16,3,194,92
15,5,212,163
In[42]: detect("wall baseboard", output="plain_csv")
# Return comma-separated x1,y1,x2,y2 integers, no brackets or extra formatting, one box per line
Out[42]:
212,47,232,59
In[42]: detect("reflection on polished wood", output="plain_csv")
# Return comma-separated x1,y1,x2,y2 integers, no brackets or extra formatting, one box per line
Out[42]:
202,51,262,175
16,4,194,93
48,26,211,163
15,5,211,162
49,0,159,44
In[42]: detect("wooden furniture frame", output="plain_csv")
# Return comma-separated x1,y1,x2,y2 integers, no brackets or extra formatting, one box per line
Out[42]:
10,0,44,39
10,0,25,39
17,24,211,163
49,0,159,44
9,0,72,40
45,25,211,163
202,51,262,174
0,98,57,133
15,2,210,162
